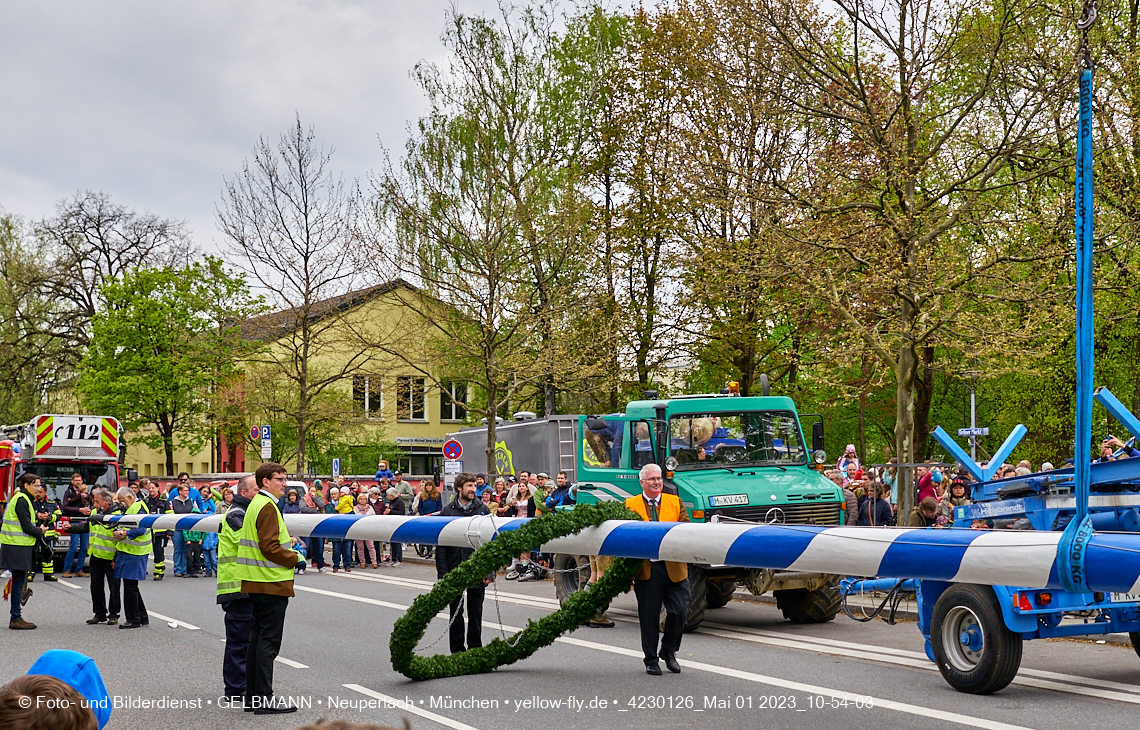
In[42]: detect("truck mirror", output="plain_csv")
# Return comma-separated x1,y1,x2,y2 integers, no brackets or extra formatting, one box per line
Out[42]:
0,459,9,468
812,422,825,453
126,468,138,482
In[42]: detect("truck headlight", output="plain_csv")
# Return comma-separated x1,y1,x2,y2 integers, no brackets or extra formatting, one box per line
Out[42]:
814,449,828,464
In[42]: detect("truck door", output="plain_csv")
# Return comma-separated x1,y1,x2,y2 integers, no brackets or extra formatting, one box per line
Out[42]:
577,416,655,502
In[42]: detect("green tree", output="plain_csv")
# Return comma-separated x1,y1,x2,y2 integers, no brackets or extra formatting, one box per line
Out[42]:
78,259,258,475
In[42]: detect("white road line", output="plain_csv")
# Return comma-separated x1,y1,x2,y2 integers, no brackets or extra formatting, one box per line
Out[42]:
344,684,480,730
146,611,200,631
55,579,82,590
307,586,1037,729
275,657,309,669
334,571,1140,700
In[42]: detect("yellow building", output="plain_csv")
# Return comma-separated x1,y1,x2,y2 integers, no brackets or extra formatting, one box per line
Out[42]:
126,280,465,478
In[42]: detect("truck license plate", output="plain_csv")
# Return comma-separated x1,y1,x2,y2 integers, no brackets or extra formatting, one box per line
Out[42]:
1111,592,1140,603
709,494,749,507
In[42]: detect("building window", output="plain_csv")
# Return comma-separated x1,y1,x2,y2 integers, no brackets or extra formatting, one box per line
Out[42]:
440,381,467,422
396,376,427,421
352,375,383,418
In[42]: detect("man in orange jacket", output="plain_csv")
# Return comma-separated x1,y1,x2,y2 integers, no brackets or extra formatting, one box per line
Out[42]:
624,463,690,675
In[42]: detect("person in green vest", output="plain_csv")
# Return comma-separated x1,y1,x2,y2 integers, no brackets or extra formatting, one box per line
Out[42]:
30,483,61,582
237,463,298,715
65,488,124,625
1,473,46,629
217,475,257,702
111,488,150,629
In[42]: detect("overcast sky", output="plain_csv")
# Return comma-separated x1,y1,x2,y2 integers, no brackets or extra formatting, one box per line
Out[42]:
0,1,601,252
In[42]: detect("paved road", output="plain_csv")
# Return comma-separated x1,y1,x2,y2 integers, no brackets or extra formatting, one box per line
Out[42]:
4,559,1140,730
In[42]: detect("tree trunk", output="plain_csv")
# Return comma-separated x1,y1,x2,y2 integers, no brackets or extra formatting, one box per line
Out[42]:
895,341,918,519
485,380,498,475
912,346,935,461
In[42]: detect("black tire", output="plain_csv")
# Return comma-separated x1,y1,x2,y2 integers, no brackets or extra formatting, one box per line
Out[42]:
685,565,707,632
930,584,1022,694
707,580,737,609
553,554,590,605
1129,632,1140,660
775,581,842,624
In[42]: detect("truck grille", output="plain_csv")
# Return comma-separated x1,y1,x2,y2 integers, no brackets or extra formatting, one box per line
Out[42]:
715,501,841,526
38,446,111,459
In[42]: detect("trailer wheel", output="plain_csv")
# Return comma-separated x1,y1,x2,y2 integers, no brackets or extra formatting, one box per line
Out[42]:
775,579,842,623
552,554,590,605
931,584,1022,694
707,580,737,609
1128,632,1140,660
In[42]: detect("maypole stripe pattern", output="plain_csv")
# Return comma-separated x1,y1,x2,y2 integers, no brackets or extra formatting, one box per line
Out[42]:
101,513,1140,594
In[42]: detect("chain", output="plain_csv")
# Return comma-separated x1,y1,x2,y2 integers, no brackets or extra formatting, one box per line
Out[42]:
1078,0,1097,69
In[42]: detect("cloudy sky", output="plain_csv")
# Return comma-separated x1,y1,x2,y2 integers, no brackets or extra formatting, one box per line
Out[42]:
0,0,594,252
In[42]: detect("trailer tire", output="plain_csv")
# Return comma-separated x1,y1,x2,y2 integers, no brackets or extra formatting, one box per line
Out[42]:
775,580,841,624
931,584,1022,694
552,554,590,605
707,579,737,609
1129,632,1140,660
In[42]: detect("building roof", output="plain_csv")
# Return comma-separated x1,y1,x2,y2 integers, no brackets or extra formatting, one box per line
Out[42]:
241,278,420,341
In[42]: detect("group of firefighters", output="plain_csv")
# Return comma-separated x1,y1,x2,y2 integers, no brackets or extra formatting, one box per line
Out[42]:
0,464,305,715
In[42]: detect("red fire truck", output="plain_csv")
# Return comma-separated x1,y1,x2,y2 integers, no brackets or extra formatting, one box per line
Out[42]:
0,414,127,561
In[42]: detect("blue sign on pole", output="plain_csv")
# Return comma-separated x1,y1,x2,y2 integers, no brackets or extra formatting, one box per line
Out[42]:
332,457,341,479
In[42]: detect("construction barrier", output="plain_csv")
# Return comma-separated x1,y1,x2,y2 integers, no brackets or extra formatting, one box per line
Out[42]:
101,513,1140,594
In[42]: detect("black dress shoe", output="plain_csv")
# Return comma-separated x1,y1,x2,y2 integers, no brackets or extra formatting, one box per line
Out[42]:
660,652,681,673
86,617,106,625
645,662,662,676
254,705,298,715
119,622,141,629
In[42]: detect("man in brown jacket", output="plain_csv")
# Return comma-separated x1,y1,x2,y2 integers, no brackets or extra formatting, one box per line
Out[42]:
624,463,690,675
240,463,299,715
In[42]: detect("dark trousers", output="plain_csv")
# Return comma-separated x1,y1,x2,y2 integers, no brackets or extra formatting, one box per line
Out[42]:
89,556,121,620
305,537,324,569
391,542,403,563
246,593,289,704
186,542,203,575
634,562,690,664
152,534,166,575
448,584,485,654
222,597,253,697
122,579,148,625
9,570,26,622
331,540,350,569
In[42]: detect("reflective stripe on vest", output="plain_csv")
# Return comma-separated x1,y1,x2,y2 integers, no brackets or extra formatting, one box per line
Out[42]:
216,507,243,597
0,490,36,546
89,513,118,560
234,494,292,584
116,500,152,555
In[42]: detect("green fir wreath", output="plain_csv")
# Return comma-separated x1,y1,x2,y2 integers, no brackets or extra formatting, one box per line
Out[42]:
389,501,643,680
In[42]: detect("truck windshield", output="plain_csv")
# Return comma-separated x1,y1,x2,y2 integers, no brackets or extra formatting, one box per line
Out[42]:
669,411,806,468
18,463,119,501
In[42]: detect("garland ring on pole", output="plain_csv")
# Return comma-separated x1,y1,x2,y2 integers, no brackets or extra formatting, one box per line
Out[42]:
389,501,643,680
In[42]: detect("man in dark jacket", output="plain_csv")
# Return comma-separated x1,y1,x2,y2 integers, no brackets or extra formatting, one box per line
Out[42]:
30,485,60,582
142,480,171,580
69,488,124,625
857,482,895,526
60,473,92,577
385,488,406,566
1,473,46,628
435,472,490,653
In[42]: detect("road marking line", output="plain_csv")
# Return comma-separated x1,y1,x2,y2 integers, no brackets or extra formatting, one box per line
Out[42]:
275,657,309,669
55,579,82,590
345,684,480,730
321,569,1140,706
146,611,200,631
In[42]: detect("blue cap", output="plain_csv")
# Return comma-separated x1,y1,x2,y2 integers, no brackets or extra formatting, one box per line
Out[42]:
27,650,111,729
931,470,943,483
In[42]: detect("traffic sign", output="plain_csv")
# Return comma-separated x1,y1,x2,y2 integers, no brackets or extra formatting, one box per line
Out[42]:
958,427,990,437
260,424,272,460
249,426,259,441
332,457,341,479
443,459,462,488
443,439,463,460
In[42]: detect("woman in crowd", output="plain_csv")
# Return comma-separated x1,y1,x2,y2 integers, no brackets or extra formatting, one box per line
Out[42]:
169,483,196,577
328,487,352,572
417,480,442,516
217,487,235,513
940,477,972,527
366,488,388,562
504,481,536,579
353,493,378,568
282,490,301,514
